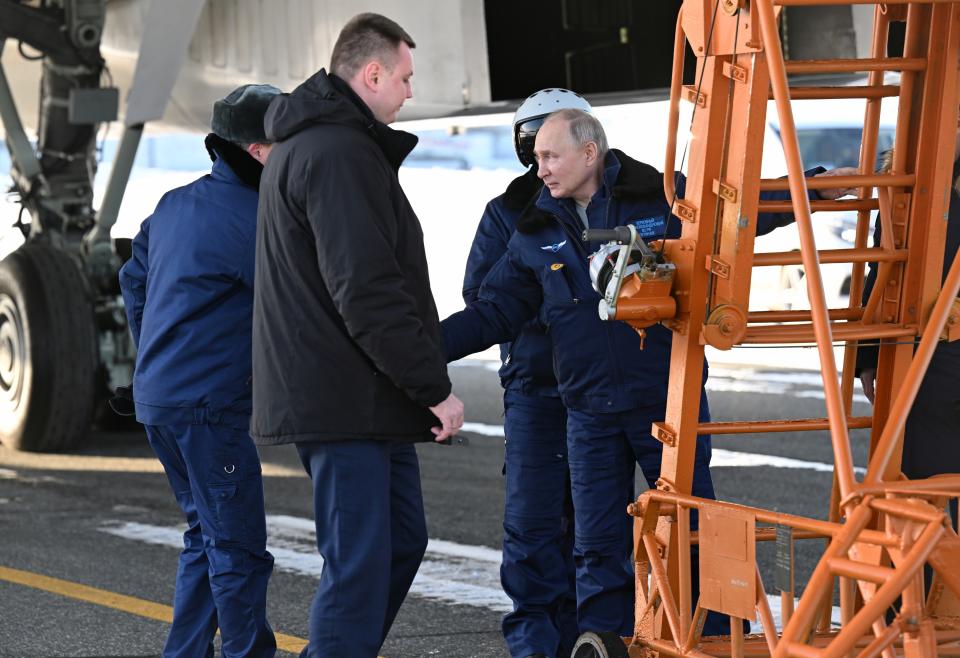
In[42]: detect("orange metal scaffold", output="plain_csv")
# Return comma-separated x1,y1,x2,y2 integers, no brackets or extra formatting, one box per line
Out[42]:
602,1,960,657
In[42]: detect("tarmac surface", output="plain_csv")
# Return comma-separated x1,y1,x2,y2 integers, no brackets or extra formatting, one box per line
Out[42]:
0,357,874,658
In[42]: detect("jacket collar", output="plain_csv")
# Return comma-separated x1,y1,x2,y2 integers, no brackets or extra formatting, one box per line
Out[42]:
327,73,419,170
516,149,664,235
264,68,418,171
205,133,263,189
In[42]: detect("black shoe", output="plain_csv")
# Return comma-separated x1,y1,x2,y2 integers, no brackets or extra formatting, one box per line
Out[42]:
523,654,549,658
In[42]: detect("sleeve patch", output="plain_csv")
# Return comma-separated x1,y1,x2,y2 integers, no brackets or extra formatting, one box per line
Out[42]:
632,215,666,239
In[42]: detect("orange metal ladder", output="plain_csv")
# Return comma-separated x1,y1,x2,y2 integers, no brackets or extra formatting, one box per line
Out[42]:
619,1,960,657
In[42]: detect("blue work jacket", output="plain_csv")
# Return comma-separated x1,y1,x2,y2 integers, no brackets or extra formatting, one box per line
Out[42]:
463,168,560,396
119,155,258,425
443,149,818,413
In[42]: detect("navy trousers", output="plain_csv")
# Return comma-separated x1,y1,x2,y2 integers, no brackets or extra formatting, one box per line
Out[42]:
501,391,578,658
145,423,276,658
565,389,720,638
295,440,428,658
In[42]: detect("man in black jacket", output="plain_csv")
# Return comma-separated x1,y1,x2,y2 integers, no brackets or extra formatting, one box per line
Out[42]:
252,13,464,658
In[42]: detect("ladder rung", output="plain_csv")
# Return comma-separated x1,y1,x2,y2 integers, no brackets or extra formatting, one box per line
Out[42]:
784,57,926,75
755,527,827,542
757,198,879,213
759,173,915,192
748,308,863,323
827,556,895,584
743,322,917,344
776,85,899,100
753,248,907,267
699,416,872,435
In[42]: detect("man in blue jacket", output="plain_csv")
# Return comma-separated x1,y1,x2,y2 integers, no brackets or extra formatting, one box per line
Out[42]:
464,88,590,658
119,84,280,658
444,109,848,640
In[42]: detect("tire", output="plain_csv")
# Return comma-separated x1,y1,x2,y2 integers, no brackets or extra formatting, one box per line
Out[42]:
0,243,98,451
572,631,630,658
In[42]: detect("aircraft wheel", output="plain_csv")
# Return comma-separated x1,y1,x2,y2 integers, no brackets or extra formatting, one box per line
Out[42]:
572,631,630,658
0,243,98,451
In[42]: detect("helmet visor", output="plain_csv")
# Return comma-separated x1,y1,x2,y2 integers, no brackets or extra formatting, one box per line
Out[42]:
515,117,546,137
514,117,547,167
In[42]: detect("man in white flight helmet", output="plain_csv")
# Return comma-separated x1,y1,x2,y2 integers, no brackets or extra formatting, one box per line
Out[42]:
461,88,591,658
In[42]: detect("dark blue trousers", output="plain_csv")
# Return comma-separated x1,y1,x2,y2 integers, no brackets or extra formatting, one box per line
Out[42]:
295,440,428,658
501,391,578,658
145,423,276,658
565,389,720,638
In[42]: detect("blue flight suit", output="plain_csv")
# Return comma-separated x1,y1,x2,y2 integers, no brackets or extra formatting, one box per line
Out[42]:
464,168,578,658
444,150,815,637
120,152,275,658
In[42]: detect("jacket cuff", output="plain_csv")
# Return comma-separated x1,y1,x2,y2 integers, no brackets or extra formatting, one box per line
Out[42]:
416,377,453,409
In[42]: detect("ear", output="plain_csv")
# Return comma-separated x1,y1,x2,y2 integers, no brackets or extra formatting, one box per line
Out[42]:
360,59,383,92
245,142,268,165
583,141,598,165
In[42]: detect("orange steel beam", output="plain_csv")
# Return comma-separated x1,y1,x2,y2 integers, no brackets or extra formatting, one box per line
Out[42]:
776,85,900,100
747,308,863,322
743,322,917,343
699,416,873,434
759,174,915,191
657,0,773,645
752,248,907,266
637,490,900,549
784,57,925,74
757,199,879,211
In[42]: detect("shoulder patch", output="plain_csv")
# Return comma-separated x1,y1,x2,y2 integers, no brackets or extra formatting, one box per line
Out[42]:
540,239,567,253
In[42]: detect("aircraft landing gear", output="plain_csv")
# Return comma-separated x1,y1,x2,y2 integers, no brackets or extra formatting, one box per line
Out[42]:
0,243,98,451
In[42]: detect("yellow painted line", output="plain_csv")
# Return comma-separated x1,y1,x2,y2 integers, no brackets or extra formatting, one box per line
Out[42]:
0,446,304,477
0,565,308,654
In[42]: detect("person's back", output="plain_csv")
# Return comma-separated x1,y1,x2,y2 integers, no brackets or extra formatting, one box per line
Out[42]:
131,155,258,418
118,84,279,658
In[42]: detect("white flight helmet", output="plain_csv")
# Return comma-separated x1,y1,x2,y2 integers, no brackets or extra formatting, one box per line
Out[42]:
513,88,592,168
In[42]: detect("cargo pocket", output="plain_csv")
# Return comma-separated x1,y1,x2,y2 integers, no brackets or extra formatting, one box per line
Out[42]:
209,482,246,545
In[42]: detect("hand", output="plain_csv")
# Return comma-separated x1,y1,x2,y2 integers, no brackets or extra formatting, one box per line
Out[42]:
859,368,876,404
815,166,860,200
429,393,464,443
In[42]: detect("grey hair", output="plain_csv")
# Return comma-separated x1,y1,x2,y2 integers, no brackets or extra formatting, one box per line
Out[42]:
544,108,609,159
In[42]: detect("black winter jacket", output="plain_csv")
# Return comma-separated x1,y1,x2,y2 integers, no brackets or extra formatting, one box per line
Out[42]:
251,70,451,445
